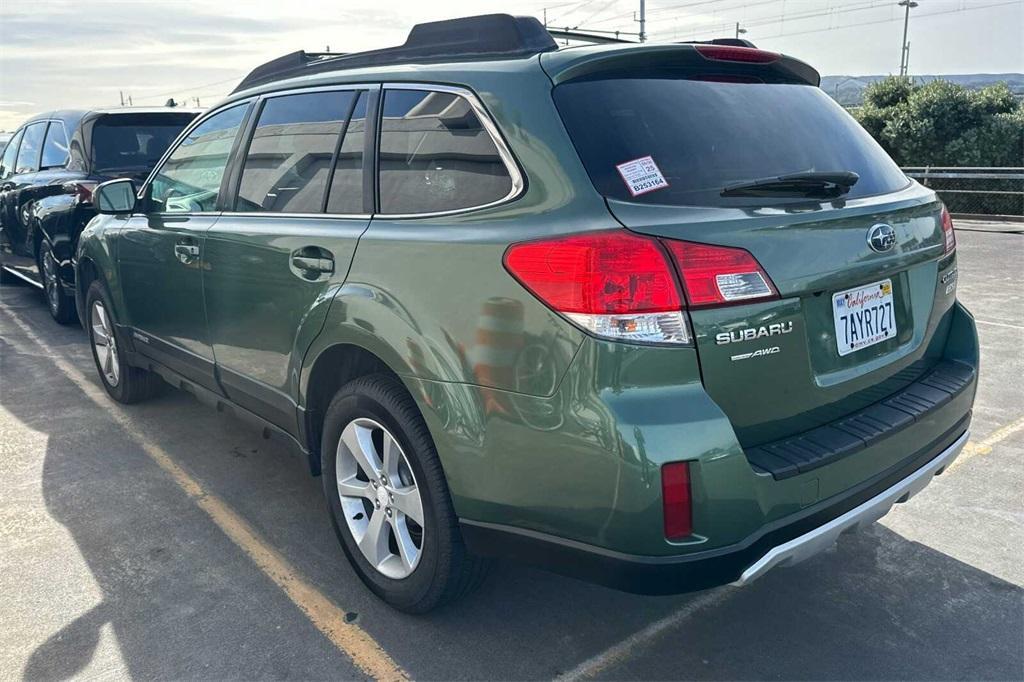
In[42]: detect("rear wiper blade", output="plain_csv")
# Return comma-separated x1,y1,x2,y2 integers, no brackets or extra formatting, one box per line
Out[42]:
721,171,860,197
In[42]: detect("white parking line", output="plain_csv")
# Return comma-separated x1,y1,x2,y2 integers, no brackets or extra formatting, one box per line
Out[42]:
554,588,736,681
0,307,409,682
973,318,1024,331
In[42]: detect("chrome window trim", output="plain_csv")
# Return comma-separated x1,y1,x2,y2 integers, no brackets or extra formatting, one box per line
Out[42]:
377,82,525,219
218,211,371,220
137,98,257,211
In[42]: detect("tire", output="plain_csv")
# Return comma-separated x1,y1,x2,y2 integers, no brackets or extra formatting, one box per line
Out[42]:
321,373,489,612
39,240,76,324
85,280,163,404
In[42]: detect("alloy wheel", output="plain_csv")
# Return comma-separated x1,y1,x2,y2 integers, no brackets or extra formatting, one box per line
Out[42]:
91,300,120,387
336,417,424,579
42,247,60,313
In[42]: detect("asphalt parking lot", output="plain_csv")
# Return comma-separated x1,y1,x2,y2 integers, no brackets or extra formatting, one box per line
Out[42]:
1,223,1022,681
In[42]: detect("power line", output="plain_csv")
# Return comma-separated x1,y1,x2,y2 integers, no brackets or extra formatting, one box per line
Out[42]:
751,0,1019,41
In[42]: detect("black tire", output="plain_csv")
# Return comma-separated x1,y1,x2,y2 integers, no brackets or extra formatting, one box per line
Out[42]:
321,373,489,613
39,240,76,324
85,280,163,404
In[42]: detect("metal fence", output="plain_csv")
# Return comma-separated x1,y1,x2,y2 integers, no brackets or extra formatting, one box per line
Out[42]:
902,167,1024,220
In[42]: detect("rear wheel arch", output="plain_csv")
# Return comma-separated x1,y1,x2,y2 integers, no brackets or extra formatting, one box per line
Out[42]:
302,343,409,475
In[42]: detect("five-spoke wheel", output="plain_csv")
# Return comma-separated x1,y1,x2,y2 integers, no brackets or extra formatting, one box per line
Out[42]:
336,417,424,579
90,299,120,388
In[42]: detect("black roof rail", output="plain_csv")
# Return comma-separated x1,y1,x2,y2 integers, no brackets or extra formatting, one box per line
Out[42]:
232,14,558,94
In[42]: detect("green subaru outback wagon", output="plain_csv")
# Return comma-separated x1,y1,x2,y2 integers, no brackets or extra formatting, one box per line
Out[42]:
77,14,977,612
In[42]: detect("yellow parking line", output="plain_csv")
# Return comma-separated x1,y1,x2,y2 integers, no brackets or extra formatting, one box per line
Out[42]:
1,309,408,682
947,414,1024,473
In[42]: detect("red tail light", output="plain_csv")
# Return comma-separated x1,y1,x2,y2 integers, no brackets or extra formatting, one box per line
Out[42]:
504,230,778,342
663,240,778,307
503,231,690,344
662,462,692,540
940,205,956,254
695,45,780,64
62,180,98,205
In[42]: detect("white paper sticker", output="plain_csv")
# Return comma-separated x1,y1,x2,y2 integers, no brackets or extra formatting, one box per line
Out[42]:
615,156,669,197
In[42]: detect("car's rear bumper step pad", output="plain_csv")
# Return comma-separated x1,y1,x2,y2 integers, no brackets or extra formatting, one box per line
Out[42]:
745,360,975,479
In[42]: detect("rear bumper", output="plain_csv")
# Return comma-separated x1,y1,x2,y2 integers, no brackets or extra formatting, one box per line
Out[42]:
461,416,970,594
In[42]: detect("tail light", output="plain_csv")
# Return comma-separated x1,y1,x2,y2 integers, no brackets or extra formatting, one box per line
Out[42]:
940,204,956,254
662,461,692,540
503,231,690,345
504,230,779,343
62,180,98,205
663,240,777,307
695,45,780,64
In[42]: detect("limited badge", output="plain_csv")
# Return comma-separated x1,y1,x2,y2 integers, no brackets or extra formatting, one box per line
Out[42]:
615,156,669,197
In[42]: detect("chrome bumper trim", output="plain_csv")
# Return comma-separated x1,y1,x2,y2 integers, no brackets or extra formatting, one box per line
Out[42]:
734,429,970,586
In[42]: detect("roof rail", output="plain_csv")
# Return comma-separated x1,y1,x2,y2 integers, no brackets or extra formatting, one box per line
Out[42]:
232,14,558,94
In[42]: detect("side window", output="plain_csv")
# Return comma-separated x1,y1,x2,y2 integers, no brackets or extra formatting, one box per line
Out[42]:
378,89,513,214
236,90,356,213
0,128,24,179
150,104,247,213
15,122,47,174
41,122,70,169
326,92,366,214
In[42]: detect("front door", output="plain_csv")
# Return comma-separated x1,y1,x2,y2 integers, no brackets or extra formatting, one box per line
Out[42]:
117,102,251,392
202,87,374,435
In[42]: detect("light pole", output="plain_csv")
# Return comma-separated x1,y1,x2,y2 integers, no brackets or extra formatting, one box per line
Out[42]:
898,0,918,77
735,21,747,40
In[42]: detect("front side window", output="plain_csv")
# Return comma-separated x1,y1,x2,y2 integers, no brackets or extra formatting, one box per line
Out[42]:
378,89,513,214
41,121,69,169
0,128,24,179
15,122,46,174
150,104,247,213
236,90,358,213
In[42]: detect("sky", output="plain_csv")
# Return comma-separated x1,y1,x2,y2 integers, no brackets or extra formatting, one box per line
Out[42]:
0,0,1021,130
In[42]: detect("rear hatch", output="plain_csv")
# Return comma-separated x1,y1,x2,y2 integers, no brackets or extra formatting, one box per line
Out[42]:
550,45,955,447
88,111,199,182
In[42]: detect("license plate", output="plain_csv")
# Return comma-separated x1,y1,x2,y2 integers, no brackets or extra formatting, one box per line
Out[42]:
832,279,897,356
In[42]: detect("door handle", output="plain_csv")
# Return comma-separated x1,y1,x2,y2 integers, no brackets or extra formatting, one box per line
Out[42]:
290,247,334,280
174,238,200,265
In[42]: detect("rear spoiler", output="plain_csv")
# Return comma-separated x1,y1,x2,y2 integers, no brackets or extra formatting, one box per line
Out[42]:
541,43,820,87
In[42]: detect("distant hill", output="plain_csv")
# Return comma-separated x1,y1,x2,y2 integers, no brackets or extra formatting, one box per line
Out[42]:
820,73,1024,106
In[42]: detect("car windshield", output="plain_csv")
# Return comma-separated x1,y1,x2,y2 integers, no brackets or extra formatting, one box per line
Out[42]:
91,113,197,173
553,77,909,207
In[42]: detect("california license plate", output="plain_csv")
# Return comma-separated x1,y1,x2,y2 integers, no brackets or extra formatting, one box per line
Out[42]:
832,279,897,356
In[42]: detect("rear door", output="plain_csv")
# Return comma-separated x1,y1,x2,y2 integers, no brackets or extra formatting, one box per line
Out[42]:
554,70,955,447
201,86,374,435
117,102,250,392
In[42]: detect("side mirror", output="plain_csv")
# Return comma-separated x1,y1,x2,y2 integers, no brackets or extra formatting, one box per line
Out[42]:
95,178,137,215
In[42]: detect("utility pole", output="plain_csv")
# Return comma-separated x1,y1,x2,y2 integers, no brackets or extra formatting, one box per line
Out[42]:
119,91,125,106
735,21,747,39
638,0,646,42
898,0,918,77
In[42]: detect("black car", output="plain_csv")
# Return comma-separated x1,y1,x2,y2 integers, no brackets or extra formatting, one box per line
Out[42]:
0,108,199,323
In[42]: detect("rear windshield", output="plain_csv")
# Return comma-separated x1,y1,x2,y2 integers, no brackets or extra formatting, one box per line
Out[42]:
91,113,197,173
553,78,909,207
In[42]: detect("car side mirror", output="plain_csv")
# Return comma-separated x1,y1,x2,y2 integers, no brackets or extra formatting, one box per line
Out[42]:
95,179,138,215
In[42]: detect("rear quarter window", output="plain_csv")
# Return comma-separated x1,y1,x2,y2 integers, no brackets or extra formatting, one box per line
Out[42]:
554,78,909,207
378,89,513,214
